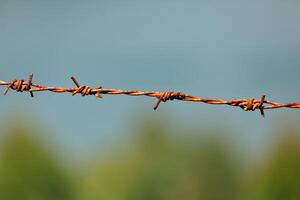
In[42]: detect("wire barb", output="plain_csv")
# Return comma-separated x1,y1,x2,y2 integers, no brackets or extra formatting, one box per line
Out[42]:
2,74,34,97
153,91,186,110
1,74,300,116
238,95,266,117
70,77,103,98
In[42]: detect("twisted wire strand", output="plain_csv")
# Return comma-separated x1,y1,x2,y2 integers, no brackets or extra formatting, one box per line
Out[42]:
1,74,300,117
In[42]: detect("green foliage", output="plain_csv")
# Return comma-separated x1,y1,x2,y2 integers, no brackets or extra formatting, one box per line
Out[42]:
0,127,73,200
79,119,239,200
1,116,300,200
248,128,300,200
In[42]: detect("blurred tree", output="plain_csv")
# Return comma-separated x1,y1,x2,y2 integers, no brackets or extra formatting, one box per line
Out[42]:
248,128,300,200
79,117,240,200
188,137,240,200
0,126,73,200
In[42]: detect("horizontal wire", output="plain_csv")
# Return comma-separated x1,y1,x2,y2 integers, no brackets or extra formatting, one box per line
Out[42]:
1,74,300,117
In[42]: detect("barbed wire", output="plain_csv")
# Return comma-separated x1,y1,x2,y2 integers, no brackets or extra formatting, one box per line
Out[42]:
1,74,300,117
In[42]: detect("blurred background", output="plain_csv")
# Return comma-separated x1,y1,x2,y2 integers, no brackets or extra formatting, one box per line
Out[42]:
1,0,300,199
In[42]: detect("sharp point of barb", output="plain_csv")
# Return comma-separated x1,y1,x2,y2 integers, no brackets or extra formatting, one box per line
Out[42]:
0,80,7,85
1,74,300,116
71,76,80,87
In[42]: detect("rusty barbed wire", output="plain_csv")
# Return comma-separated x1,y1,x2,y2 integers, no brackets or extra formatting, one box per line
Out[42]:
1,74,300,117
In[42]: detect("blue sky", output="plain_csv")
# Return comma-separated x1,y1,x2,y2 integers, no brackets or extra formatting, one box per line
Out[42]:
1,0,300,158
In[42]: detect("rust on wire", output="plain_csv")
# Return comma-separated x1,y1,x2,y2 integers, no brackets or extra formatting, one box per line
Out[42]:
1,74,300,117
